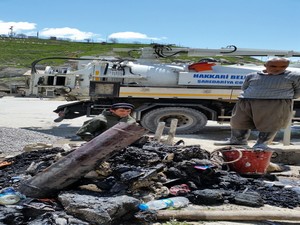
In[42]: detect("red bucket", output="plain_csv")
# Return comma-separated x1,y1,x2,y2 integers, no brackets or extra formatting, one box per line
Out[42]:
221,148,273,175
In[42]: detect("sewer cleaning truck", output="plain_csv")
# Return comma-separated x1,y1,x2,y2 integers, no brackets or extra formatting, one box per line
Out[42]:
24,44,300,134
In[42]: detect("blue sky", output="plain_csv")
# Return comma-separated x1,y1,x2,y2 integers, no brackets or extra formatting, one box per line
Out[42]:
0,0,300,52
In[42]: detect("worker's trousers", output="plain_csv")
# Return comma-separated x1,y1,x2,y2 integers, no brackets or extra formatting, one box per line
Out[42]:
230,99,292,132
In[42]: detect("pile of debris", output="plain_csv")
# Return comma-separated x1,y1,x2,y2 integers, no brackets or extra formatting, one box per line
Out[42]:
0,124,300,224
0,123,300,225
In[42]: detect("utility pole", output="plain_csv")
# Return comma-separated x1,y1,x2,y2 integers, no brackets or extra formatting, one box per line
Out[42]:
9,26,14,37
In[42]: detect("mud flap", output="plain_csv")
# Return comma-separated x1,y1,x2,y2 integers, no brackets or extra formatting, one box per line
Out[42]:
53,100,92,122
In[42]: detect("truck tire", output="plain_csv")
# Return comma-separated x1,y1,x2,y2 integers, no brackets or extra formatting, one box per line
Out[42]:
141,107,207,134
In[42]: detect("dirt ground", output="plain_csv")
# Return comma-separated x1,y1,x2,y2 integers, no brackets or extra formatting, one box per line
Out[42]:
1,96,300,151
1,96,300,225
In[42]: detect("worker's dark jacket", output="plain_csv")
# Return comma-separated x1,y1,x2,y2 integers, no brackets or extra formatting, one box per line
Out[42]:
76,110,136,141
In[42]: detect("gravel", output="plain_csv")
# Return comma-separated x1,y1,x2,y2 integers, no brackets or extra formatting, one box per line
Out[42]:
0,127,62,156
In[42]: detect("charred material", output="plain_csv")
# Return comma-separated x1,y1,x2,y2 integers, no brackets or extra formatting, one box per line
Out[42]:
0,141,300,224
0,147,65,189
18,123,147,198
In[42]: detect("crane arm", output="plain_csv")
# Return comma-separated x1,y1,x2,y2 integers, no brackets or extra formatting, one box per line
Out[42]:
114,45,300,59
187,47,300,57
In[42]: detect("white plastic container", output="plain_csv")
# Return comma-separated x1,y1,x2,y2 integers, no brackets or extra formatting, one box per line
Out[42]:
138,196,189,211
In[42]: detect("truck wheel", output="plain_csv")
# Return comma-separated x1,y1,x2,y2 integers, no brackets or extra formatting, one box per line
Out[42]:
141,107,207,134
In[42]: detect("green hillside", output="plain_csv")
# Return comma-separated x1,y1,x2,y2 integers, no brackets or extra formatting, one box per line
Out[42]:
0,37,149,69
0,37,259,69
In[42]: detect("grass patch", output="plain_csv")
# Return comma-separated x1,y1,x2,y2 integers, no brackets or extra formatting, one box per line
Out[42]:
0,37,261,70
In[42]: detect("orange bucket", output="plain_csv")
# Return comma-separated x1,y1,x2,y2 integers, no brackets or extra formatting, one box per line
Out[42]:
221,148,273,175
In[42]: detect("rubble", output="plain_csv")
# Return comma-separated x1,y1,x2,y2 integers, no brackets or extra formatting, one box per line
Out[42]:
18,123,147,198
0,134,300,224
58,193,139,224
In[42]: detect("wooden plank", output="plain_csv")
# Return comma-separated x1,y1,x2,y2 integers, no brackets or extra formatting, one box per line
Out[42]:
157,209,300,221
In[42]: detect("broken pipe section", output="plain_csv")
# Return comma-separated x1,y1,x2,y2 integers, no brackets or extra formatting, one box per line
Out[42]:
18,123,148,198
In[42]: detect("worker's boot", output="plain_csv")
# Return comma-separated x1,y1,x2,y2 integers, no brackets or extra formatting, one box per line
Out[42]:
252,131,277,149
214,129,250,146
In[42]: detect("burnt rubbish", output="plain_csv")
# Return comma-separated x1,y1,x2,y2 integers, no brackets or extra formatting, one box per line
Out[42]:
0,140,299,224
18,123,148,198
1,142,299,208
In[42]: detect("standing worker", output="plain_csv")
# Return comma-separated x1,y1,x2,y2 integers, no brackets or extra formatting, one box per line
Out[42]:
76,103,136,141
215,57,300,149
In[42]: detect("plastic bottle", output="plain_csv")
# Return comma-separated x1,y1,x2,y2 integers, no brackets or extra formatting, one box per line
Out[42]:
138,196,189,211
0,187,22,205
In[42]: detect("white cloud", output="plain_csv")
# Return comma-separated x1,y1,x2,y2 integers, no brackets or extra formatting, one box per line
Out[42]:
39,27,101,41
0,21,36,35
0,21,165,43
108,31,166,41
0,20,103,41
